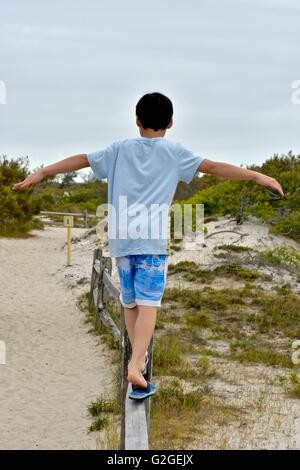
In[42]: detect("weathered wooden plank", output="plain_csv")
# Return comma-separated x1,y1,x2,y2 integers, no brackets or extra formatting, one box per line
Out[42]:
103,271,120,301
90,249,101,305
144,336,154,433
93,259,101,274
125,384,149,450
92,287,98,308
98,308,120,341
37,219,88,228
120,304,131,450
40,210,99,218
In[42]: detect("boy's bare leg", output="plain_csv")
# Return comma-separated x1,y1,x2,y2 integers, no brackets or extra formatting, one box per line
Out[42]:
124,306,139,349
127,305,157,388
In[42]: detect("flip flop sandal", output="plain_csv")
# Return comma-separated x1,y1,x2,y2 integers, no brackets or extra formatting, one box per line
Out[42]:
129,381,156,401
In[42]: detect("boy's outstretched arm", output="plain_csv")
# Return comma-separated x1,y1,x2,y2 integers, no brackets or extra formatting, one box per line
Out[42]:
12,154,89,191
198,159,284,197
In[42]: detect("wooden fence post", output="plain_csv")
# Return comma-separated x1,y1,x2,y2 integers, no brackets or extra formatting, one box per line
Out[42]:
96,251,112,329
90,247,153,450
90,248,101,307
120,304,131,450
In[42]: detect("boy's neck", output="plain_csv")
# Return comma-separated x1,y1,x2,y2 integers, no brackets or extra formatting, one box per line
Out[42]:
139,128,166,138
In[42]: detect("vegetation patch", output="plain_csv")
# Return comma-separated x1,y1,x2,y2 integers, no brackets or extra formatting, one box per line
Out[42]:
258,247,300,269
77,292,120,352
149,378,243,449
167,261,214,283
163,285,300,338
249,291,300,337
184,309,214,328
184,151,300,242
153,334,191,374
217,244,251,253
168,260,261,283
287,371,300,398
89,417,109,433
229,338,293,368
213,263,260,281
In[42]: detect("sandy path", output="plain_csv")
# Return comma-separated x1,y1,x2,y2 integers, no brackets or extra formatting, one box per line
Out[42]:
0,226,113,450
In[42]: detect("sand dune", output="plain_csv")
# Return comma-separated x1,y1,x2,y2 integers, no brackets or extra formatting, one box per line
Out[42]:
0,226,113,450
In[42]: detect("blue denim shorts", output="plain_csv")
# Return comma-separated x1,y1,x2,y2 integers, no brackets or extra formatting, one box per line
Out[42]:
115,254,168,308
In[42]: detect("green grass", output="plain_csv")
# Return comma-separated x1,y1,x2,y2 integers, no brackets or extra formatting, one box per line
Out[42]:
156,306,183,328
89,417,109,433
163,285,300,338
76,291,120,351
287,371,300,398
259,247,300,268
167,261,214,283
170,244,182,252
214,252,229,259
149,379,203,448
229,339,293,368
167,260,261,282
184,309,213,328
217,244,251,252
154,379,203,411
88,397,115,417
213,264,260,281
149,378,243,449
87,366,121,437
153,334,190,374
195,356,217,378
249,292,300,337
171,367,202,381
163,286,246,316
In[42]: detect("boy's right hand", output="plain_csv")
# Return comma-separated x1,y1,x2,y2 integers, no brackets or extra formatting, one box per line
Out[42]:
11,169,44,191
254,172,285,197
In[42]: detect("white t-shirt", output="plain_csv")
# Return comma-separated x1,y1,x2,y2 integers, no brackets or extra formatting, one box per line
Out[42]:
87,137,204,257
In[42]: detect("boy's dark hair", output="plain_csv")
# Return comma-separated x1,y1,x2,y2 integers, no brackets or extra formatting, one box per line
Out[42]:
136,92,173,131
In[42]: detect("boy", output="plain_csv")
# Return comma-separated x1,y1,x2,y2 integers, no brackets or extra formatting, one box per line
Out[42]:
12,92,284,400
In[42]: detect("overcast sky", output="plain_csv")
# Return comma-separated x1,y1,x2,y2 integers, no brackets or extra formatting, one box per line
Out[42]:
1,0,300,179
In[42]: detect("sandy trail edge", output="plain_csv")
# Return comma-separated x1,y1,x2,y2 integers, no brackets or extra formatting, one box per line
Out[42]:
0,226,113,450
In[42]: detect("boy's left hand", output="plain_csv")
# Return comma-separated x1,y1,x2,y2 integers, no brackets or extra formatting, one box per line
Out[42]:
254,173,285,197
11,169,44,191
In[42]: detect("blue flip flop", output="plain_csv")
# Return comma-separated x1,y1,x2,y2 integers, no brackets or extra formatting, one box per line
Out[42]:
129,381,156,401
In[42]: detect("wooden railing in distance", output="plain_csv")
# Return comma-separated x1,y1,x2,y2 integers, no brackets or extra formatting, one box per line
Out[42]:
39,210,98,228
89,248,153,450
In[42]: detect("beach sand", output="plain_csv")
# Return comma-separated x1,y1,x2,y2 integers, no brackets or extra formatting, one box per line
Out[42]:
0,225,113,450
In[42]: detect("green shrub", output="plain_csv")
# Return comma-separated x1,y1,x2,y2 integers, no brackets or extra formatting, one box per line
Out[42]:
153,334,188,372
184,152,300,240
259,247,300,268
0,155,43,236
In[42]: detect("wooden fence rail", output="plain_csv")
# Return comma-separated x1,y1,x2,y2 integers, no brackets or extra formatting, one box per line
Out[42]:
38,210,99,228
89,247,153,450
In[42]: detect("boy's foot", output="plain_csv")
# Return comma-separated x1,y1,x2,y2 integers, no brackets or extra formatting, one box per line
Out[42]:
127,366,148,389
129,351,149,374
